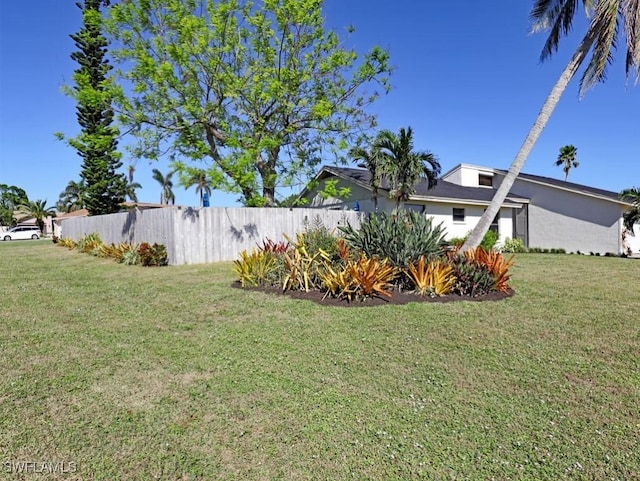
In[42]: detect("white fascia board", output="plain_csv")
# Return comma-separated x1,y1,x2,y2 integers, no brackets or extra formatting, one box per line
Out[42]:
409,196,523,209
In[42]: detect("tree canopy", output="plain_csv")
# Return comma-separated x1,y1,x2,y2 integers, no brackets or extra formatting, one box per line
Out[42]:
105,0,391,206
0,184,28,226
59,0,127,216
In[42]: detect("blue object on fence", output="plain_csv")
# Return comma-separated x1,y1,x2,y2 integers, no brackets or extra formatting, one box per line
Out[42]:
203,192,210,207
354,200,360,212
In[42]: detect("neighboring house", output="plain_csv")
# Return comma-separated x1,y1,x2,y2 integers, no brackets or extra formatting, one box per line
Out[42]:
301,164,640,255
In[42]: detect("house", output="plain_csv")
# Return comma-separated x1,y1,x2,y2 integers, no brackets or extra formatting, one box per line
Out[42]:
300,164,640,255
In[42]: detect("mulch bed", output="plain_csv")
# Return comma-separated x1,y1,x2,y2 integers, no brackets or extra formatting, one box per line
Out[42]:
232,282,514,307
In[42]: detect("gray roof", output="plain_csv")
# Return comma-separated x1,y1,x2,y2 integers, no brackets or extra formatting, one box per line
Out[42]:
494,169,622,202
320,166,528,204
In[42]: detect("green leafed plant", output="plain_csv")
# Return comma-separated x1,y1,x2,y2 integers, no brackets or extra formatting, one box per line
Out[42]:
281,241,328,293
233,249,278,287
501,237,526,253
447,253,495,297
76,232,103,254
340,209,448,269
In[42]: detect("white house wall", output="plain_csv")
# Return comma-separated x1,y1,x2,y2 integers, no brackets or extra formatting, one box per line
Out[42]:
425,203,513,244
624,225,640,254
499,177,623,254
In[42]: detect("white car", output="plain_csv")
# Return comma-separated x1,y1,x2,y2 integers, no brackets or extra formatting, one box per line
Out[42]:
2,225,42,241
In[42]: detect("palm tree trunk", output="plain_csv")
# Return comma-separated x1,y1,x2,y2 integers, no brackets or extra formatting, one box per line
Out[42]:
461,31,596,252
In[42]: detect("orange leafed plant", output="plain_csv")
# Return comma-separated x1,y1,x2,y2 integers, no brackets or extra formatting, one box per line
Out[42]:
464,247,514,293
407,256,455,296
346,255,396,299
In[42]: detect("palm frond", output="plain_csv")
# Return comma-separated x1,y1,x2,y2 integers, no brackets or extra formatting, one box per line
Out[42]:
579,0,620,96
623,0,640,78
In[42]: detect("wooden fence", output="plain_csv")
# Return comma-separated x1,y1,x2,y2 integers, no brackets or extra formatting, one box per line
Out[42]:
59,207,363,265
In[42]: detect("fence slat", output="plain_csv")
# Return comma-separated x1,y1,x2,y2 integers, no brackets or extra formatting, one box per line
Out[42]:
60,207,362,265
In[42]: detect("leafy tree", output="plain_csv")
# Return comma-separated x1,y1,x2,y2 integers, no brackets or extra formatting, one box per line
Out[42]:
374,127,440,209
18,200,56,232
59,0,127,216
350,144,385,211
0,184,28,226
104,0,391,206
555,144,579,181
620,187,640,235
180,168,212,207
152,169,175,205
462,0,639,251
57,180,86,213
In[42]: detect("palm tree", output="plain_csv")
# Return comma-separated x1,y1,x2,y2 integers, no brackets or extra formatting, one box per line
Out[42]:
374,127,440,209
555,145,579,181
152,168,175,205
462,0,640,251
620,187,640,235
125,165,142,203
182,169,212,207
18,199,56,233
349,144,385,211
56,180,86,213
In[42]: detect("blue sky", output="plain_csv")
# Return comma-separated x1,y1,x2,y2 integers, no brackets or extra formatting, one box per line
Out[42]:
1,1,638,209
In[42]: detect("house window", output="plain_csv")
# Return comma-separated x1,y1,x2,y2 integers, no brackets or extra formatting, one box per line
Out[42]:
453,208,465,222
478,174,493,187
485,210,500,234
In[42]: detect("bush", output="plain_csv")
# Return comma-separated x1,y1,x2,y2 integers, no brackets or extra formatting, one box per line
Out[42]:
298,217,339,261
137,243,168,267
446,254,495,297
339,209,448,269
450,230,499,252
479,229,499,251
501,237,526,253
77,232,102,254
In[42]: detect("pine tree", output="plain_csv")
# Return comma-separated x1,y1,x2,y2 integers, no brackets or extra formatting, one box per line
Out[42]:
68,0,126,215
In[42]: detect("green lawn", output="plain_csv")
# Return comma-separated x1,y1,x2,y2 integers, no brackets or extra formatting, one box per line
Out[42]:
1,240,639,480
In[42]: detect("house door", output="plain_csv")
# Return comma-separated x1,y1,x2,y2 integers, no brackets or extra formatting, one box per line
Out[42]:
512,205,528,247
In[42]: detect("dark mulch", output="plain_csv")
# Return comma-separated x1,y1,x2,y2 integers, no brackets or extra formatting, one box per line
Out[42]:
231,282,514,307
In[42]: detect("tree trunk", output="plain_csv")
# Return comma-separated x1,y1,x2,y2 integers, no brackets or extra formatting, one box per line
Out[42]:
460,31,596,252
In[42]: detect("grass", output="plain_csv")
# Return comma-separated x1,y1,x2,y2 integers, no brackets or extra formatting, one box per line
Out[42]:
1,240,639,480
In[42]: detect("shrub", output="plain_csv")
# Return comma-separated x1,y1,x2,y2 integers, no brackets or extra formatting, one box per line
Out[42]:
450,230,499,252
137,242,168,267
282,238,329,292
121,248,141,266
446,253,495,297
77,232,102,254
298,217,339,261
319,254,397,301
57,237,77,249
346,255,397,300
406,256,455,296
479,229,499,251
258,238,290,254
339,209,448,269
501,237,526,253
233,249,279,287
465,247,514,293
